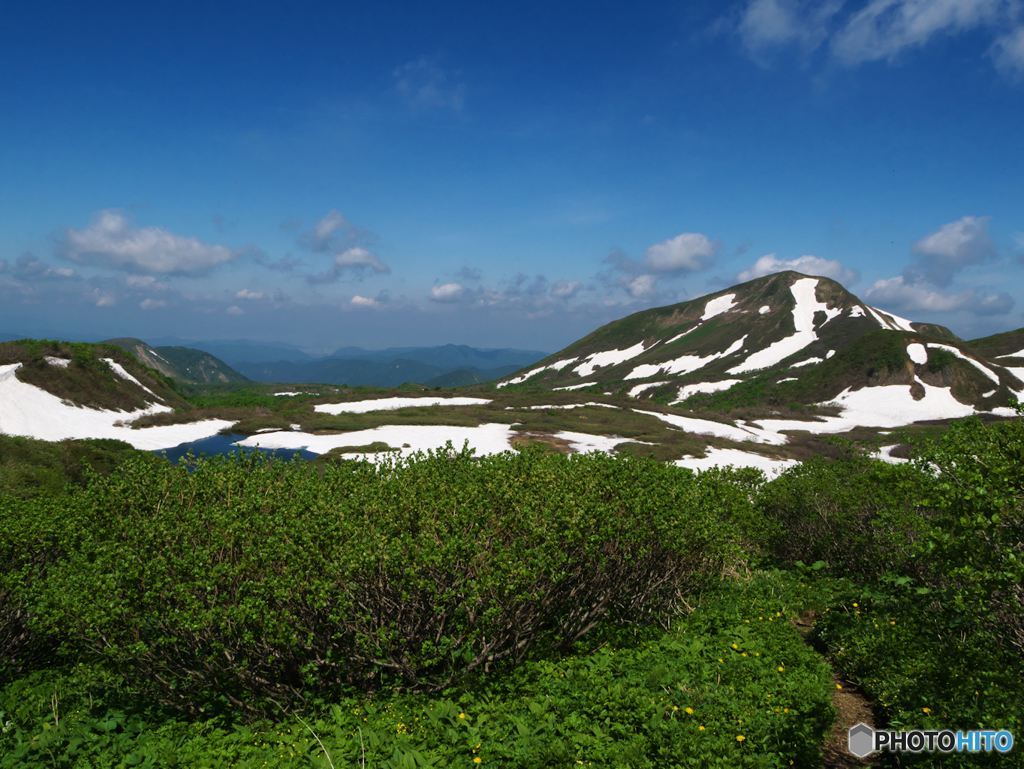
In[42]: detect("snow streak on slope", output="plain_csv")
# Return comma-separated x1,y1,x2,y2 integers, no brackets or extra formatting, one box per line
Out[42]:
866,305,916,332
0,363,232,449
101,358,159,397
673,379,741,402
499,357,578,387
573,341,650,378
728,278,838,374
45,357,70,368
628,381,667,398
625,337,746,381
927,344,1001,386
701,294,737,320
315,397,491,414
633,408,782,445
997,348,1024,359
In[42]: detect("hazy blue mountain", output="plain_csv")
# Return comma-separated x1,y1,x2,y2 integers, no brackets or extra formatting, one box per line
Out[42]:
236,358,448,388
145,338,317,366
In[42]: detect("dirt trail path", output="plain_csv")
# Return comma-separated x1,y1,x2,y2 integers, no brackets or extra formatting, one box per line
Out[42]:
791,612,880,768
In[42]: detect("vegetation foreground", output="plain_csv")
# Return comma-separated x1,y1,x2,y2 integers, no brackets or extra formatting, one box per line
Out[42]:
1,410,1022,767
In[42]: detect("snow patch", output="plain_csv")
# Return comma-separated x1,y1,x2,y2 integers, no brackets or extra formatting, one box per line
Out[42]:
633,408,784,445
665,325,700,345
874,445,908,465
524,403,617,410
982,390,997,398
673,379,741,402
239,423,517,462
906,344,927,365
573,342,649,378
553,383,591,391
628,381,668,398
0,363,231,450
790,358,822,368
826,350,836,359
759,305,770,315
315,397,491,415
101,359,155,395
45,357,70,368
996,348,1024,359
701,294,737,321
673,448,798,477
849,306,866,318
626,336,746,381
728,278,832,374
500,357,579,386
866,305,916,332
777,377,797,383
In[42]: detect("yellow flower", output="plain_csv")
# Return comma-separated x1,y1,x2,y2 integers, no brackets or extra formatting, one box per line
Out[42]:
742,653,747,657
737,735,745,742
853,603,858,607
732,644,738,649
718,658,723,663
459,713,466,719
923,708,931,713
474,759,482,764
836,684,842,689
778,666,785,672
699,726,705,731
891,621,896,625
784,708,788,713
685,707,694,715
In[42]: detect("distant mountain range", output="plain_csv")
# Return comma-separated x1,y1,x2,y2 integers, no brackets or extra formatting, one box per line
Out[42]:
105,338,548,388
234,345,546,388
497,271,1024,413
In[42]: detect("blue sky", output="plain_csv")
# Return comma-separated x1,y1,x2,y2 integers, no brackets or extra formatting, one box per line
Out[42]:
2,0,1022,354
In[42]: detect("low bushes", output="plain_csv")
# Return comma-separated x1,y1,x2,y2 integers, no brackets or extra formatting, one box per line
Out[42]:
14,445,750,718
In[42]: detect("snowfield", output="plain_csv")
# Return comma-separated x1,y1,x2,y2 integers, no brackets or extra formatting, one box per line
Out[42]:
674,448,798,477
0,363,233,450
625,336,746,381
315,397,491,414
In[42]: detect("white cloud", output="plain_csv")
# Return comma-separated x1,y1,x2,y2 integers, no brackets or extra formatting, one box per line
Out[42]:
350,295,376,306
738,0,842,57
126,275,171,290
307,247,391,284
865,275,1014,315
139,298,167,310
643,233,719,273
833,0,1006,65
736,253,860,285
551,279,582,298
300,210,355,253
906,215,996,286
94,290,116,307
236,289,264,300
226,305,244,315
626,274,659,298
992,25,1024,75
394,57,464,112
429,283,464,302
61,210,238,275
333,248,389,272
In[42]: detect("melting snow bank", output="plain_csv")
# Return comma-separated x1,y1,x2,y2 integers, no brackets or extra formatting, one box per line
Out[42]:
674,448,798,477
633,409,784,445
315,397,491,414
0,363,233,450
237,423,518,461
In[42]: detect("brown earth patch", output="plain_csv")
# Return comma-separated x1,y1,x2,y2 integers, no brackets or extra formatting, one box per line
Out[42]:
509,432,575,454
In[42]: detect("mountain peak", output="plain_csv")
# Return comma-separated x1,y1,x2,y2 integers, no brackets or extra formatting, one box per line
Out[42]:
496,272,1005,411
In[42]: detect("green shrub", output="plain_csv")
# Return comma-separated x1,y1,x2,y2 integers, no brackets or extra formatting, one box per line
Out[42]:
24,445,747,718
755,451,933,582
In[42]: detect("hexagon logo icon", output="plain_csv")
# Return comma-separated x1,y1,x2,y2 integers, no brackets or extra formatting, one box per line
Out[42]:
848,723,874,757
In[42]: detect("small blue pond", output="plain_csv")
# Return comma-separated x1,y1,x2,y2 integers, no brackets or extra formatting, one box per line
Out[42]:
154,432,319,466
